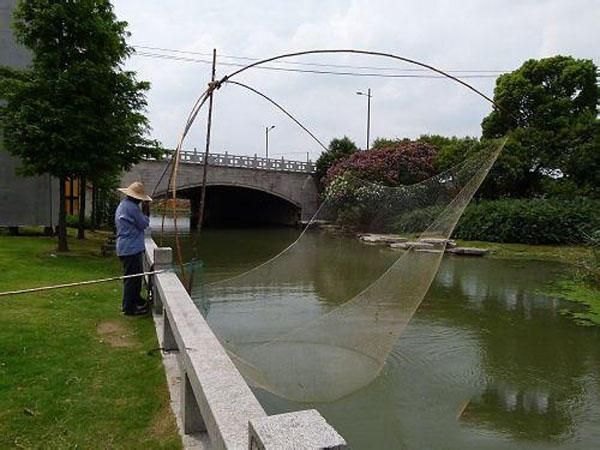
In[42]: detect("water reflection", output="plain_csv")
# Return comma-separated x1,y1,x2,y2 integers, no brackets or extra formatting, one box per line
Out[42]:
427,257,600,445
160,227,600,449
462,383,570,441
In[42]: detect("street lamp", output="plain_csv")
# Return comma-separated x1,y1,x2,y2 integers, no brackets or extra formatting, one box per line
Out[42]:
265,125,276,158
356,88,372,150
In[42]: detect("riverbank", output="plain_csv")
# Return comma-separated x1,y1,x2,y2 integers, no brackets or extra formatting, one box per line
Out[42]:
458,240,599,324
455,239,589,265
352,231,599,325
0,230,181,448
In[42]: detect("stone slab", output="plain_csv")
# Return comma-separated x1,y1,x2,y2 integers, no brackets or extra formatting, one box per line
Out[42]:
390,241,435,250
249,410,347,450
419,237,457,247
446,247,489,256
415,248,444,254
359,234,408,244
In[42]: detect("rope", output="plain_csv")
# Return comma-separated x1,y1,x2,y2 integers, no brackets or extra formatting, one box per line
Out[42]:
0,268,168,298
0,260,203,298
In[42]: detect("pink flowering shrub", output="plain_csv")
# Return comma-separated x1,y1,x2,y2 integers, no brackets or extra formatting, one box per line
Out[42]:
322,141,439,231
324,140,438,187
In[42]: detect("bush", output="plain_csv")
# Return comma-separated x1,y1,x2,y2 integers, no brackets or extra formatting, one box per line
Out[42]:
66,214,92,229
393,205,445,233
325,140,437,187
315,137,358,187
453,198,600,244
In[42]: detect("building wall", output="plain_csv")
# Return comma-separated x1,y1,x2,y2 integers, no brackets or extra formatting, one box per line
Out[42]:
0,0,59,227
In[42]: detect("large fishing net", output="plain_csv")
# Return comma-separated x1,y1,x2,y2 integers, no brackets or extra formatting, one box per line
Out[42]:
193,139,505,403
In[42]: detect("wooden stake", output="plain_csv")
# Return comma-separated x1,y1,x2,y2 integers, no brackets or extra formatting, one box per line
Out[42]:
198,49,216,232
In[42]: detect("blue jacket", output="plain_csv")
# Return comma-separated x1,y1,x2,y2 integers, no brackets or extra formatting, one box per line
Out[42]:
115,197,150,256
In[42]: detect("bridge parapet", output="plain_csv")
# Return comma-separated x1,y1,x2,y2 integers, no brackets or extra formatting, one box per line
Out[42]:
144,239,347,449
126,153,320,222
154,151,315,174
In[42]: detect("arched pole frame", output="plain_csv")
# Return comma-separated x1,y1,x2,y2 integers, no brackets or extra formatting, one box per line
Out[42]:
162,48,504,278
169,48,502,200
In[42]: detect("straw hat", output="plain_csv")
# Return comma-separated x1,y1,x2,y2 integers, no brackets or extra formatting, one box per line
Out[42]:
117,181,152,202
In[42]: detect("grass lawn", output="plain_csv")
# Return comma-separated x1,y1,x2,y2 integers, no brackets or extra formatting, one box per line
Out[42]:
456,239,590,265
0,229,181,449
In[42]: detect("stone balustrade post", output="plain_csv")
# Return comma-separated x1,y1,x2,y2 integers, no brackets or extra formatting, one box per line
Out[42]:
249,410,347,449
181,372,206,434
153,247,172,315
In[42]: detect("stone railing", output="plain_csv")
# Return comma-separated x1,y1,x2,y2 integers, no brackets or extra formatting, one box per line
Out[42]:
172,150,315,174
144,237,346,449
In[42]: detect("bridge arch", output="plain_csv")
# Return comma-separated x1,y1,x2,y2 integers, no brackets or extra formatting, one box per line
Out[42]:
121,157,319,227
154,180,303,209
170,183,302,228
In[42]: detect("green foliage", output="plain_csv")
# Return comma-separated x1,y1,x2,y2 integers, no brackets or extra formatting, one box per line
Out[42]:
325,140,437,187
481,55,600,198
418,135,482,172
0,0,161,249
66,214,92,229
393,198,600,244
393,205,444,233
579,230,600,286
453,198,600,244
371,137,406,150
315,136,357,186
0,0,160,180
324,173,385,230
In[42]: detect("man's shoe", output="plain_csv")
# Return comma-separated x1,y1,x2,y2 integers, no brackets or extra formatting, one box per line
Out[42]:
123,306,149,316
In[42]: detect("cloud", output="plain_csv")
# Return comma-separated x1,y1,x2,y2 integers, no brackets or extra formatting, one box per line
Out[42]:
113,0,600,159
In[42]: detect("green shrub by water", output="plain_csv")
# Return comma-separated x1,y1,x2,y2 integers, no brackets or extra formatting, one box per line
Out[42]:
393,205,444,234
454,198,600,245
391,198,599,244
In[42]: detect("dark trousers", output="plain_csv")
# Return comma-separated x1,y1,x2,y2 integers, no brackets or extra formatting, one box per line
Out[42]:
120,252,145,313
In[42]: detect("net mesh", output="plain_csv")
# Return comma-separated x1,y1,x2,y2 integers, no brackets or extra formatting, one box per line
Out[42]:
194,139,505,402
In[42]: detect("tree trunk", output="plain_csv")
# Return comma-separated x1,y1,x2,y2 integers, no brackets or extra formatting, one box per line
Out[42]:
58,175,69,252
78,176,86,239
90,184,97,231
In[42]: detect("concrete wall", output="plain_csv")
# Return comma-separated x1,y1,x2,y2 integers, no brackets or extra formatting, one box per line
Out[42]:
0,0,29,68
145,240,347,449
0,0,59,227
123,160,320,222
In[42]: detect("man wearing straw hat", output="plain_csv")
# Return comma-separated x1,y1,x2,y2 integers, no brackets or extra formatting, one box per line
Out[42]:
115,181,152,316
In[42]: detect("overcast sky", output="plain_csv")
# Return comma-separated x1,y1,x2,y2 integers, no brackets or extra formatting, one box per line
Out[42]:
112,0,599,161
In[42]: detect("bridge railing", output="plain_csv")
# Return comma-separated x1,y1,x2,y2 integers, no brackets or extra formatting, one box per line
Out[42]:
156,150,315,174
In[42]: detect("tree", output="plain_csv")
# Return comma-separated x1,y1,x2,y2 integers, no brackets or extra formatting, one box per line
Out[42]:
325,140,437,187
315,136,358,187
481,55,599,198
418,134,482,172
0,0,159,250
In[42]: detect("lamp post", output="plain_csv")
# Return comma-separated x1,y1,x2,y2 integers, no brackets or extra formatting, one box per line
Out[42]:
356,88,372,150
265,125,275,158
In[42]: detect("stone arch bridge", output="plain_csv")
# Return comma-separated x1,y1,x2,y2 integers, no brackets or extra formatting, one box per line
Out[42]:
121,151,319,228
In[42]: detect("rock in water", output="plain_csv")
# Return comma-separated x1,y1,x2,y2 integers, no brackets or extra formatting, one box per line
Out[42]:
419,237,457,247
390,241,435,250
446,247,489,256
359,234,408,244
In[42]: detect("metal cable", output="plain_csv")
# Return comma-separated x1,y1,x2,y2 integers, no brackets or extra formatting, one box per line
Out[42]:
224,80,328,152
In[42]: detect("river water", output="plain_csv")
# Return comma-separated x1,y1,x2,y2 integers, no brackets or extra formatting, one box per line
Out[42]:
154,222,600,449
